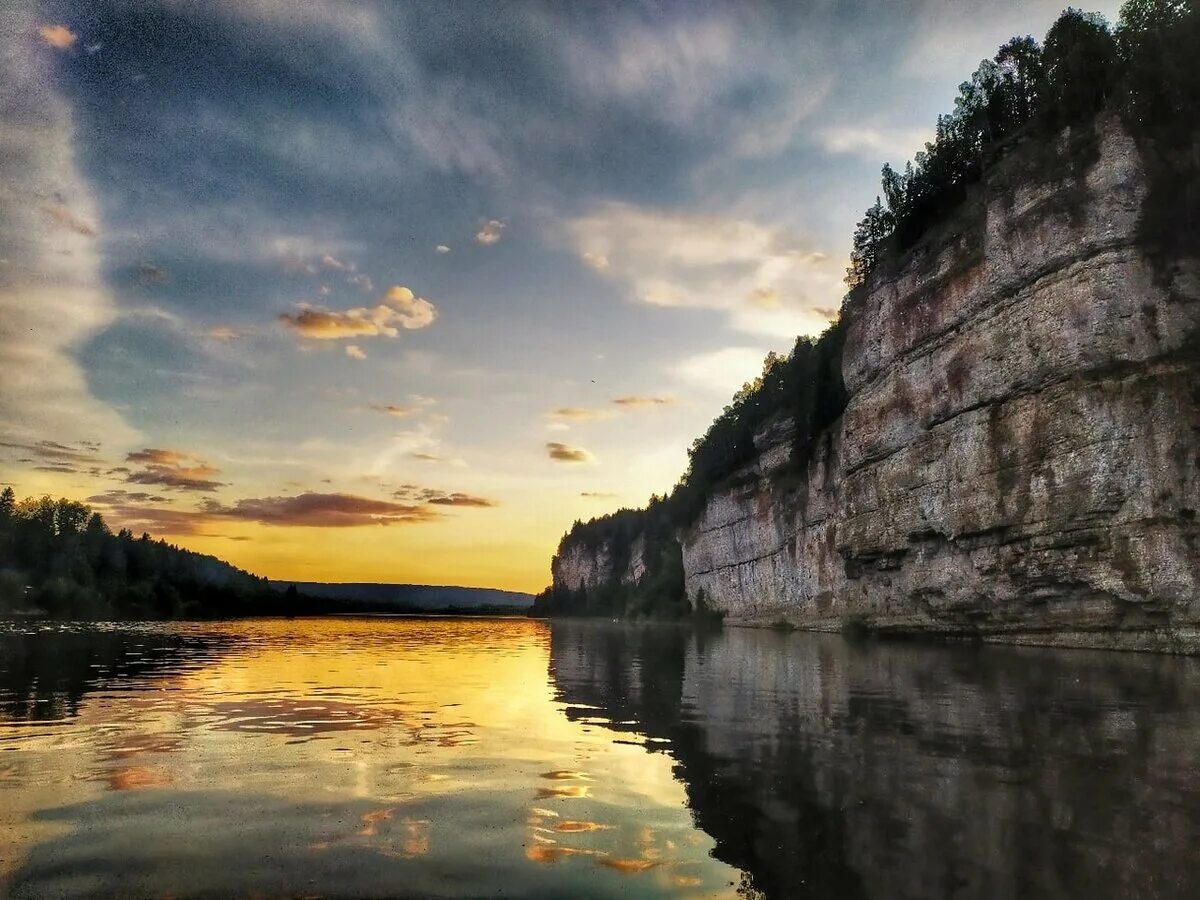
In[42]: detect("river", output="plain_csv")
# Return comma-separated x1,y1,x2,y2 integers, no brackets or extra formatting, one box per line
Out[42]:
1,617,1197,898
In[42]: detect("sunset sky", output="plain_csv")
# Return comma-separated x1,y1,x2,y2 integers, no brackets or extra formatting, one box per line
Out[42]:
0,0,1119,592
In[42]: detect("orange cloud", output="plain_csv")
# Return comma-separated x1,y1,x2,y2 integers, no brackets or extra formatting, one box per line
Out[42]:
38,24,76,49
279,286,436,340
125,448,223,492
548,407,609,421
611,395,675,408
202,492,437,527
546,442,593,463
393,485,497,508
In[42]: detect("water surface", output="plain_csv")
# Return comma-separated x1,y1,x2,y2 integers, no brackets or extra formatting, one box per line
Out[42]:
2,617,1198,898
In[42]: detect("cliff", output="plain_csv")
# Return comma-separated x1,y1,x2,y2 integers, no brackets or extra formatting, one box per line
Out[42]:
549,117,1200,652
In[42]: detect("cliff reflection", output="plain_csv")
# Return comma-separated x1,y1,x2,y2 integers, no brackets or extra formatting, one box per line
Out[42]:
549,622,1200,900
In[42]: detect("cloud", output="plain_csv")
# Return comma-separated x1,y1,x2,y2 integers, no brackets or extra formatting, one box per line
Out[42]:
0,439,102,465
369,403,420,417
38,24,77,50
547,442,594,464
42,204,96,237
87,490,168,505
279,285,436,340
611,395,675,409
203,492,436,527
564,202,844,338
0,8,138,449
580,491,617,499
207,326,239,341
125,448,224,492
436,244,451,254
674,346,772,395
582,252,609,271
548,407,610,422
345,344,367,360
393,485,497,508
408,452,449,462
475,220,505,246
817,125,932,163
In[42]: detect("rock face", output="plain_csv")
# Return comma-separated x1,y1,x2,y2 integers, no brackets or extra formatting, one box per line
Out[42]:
552,534,644,592
555,120,1200,651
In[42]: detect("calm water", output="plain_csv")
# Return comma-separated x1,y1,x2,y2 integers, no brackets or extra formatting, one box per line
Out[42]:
1,618,1198,898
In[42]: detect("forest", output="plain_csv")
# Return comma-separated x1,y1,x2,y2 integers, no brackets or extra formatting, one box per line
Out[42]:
534,1,1199,619
0,488,297,618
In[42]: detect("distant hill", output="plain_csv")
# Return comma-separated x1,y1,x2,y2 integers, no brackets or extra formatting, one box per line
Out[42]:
272,581,534,613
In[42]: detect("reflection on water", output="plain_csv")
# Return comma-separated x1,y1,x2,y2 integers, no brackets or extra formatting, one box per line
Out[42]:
2,618,1198,898
0,618,739,898
550,622,1200,900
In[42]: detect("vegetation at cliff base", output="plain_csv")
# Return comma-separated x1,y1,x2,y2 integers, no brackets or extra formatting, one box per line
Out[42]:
0,489,281,619
538,1,1200,621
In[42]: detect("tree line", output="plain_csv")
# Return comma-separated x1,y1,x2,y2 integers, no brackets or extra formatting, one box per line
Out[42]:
0,488,290,618
847,1,1198,287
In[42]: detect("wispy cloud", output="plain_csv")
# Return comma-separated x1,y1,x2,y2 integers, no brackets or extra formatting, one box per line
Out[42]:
345,344,367,360
611,395,675,409
203,492,436,527
0,439,103,465
42,204,96,237
548,407,610,422
393,485,497,508
565,202,843,338
817,125,932,163
547,442,594,464
125,448,224,492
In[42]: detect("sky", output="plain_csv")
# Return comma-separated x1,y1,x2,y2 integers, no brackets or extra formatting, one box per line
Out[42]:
0,0,1120,592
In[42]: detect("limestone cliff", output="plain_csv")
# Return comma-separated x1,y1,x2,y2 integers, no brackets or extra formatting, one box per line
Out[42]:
551,119,1200,651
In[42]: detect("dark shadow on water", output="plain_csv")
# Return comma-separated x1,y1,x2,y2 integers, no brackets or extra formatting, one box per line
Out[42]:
0,624,229,722
549,621,1200,900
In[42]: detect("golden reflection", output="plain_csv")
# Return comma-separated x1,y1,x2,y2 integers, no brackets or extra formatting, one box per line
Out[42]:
535,784,591,799
358,807,394,837
102,766,171,791
539,769,590,780
598,857,660,874
0,618,740,896
553,820,611,833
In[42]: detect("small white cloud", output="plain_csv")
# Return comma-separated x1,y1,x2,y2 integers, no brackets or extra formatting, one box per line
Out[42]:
346,344,367,360
582,252,610,271
435,244,451,254
475,220,505,246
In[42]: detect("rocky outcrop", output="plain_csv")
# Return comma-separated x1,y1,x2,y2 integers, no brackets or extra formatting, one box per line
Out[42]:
554,119,1200,651
551,533,645,592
